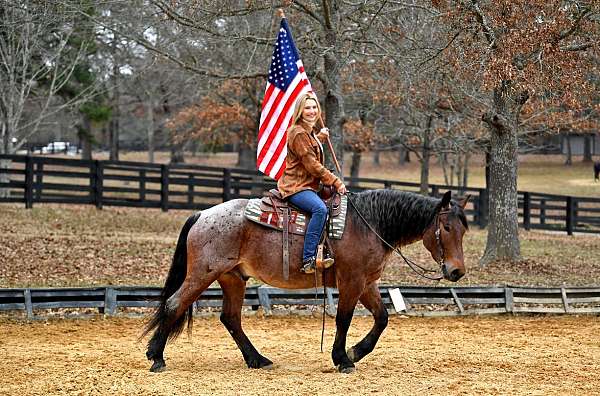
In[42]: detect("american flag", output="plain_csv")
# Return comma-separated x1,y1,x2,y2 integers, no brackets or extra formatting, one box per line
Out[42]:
257,18,313,180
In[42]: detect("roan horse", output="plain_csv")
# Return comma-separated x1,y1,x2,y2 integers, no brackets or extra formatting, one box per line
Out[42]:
144,189,469,374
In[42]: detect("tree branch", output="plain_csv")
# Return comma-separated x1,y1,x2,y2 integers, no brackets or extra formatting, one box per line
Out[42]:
292,1,325,26
560,41,597,51
467,0,497,48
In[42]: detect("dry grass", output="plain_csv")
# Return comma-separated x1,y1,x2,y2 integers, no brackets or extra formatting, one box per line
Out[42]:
1,203,599,288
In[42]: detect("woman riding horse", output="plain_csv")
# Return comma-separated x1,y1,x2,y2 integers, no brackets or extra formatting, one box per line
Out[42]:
277,93,347,274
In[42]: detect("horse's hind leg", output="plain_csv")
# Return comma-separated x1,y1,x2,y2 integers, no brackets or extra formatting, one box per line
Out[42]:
218,271,273,369
147,273,220,372
346,282,389,363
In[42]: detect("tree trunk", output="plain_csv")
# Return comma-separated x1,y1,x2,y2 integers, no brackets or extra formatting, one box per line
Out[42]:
322,10,345,179
349,151,361,186
0,122,10,197
439,152,450,185
419,117,432,195
398,146,407,166
237,140,254,170
145,98,155,163
79,115,93,161
170,140,185,164
109,115,119,161
564,131,572,165
373,149,380,166
485,149,491,194
462,151,470,194
583,134,592,163
480,83,521,265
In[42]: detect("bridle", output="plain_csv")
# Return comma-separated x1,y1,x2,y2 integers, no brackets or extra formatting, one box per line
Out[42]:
434,209,452,266
346,193,450,282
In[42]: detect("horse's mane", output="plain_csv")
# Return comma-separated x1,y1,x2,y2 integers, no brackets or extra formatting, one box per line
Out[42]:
348,189,467,248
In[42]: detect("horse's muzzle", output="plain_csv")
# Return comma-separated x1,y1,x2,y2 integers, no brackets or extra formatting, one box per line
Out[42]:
442,262,465,282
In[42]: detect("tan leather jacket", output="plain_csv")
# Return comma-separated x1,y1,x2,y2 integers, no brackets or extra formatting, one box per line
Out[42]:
277,121,342,199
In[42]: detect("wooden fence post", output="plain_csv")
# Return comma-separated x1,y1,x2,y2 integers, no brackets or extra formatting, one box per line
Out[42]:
566,196,574,235
160,164,169,212
504,288,514,313
222,168,231,202
450,288,464,313
139,169,146,202
478,188,488,229
430,185,439,197
35,161,43,201
104,287,117,316
91,161,103,209
187,174,194,205
24,156,34,209
560,287,571,313
523,192,531,230
24,289,33,319
540,199,546,225
257,286,272,315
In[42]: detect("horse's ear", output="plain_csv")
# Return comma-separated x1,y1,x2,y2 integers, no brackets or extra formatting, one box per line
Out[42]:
458,194,471,209
440,190,452,210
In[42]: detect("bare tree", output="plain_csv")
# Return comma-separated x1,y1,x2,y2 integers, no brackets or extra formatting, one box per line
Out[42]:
0,3,95,154
433,0,599,264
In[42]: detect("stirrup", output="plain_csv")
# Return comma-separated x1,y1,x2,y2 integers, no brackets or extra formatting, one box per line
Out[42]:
317,257,334,269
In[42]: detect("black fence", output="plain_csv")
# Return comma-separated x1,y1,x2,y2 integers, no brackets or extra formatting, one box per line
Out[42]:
1,154,599,234
2,285,599,319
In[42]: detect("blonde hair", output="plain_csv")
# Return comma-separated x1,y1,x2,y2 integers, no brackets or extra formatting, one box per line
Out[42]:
290,93,321,127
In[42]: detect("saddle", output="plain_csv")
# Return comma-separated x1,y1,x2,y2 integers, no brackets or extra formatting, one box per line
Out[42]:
260,188,342,280
259,189,342,227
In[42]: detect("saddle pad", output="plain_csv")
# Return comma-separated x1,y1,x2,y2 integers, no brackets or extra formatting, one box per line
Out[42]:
244,195,348,239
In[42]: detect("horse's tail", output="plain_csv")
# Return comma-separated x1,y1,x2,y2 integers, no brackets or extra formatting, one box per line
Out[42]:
143,211,202,340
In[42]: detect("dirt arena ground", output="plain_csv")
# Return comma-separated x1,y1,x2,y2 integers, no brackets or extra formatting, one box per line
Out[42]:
1,315,599,395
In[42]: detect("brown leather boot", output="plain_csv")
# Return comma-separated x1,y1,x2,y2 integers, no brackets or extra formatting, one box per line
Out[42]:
300,257,335,274
300,257,316,274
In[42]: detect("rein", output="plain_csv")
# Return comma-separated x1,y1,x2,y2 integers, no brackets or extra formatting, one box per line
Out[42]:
346,192,446,282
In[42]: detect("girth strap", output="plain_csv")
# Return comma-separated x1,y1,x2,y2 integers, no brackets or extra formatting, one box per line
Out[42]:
269,196,290,280
282,207,290,280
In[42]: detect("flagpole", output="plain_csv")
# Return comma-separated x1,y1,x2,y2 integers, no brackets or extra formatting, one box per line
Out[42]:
318,116,342,175
276,8,342,176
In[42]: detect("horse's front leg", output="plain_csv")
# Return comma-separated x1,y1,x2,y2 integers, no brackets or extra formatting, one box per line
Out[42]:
332,284,363,373
346,281,388,363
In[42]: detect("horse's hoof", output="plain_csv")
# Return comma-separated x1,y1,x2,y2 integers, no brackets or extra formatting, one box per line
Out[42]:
346,347,357,363
150,359,166,373
247,357,273,369
337,364,356,374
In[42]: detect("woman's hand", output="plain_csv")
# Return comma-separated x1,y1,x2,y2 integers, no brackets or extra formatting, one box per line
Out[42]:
319,127,329,138
338,183,347,195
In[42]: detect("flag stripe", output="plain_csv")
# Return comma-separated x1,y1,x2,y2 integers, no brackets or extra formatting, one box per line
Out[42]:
263,133,289,177
257,69,305,150
259,84,276,125
257,78,308,166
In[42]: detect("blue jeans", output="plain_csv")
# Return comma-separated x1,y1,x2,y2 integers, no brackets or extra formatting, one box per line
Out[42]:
288,190,327,261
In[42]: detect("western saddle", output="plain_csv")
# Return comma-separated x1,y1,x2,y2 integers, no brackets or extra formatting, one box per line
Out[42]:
261,188,342,280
